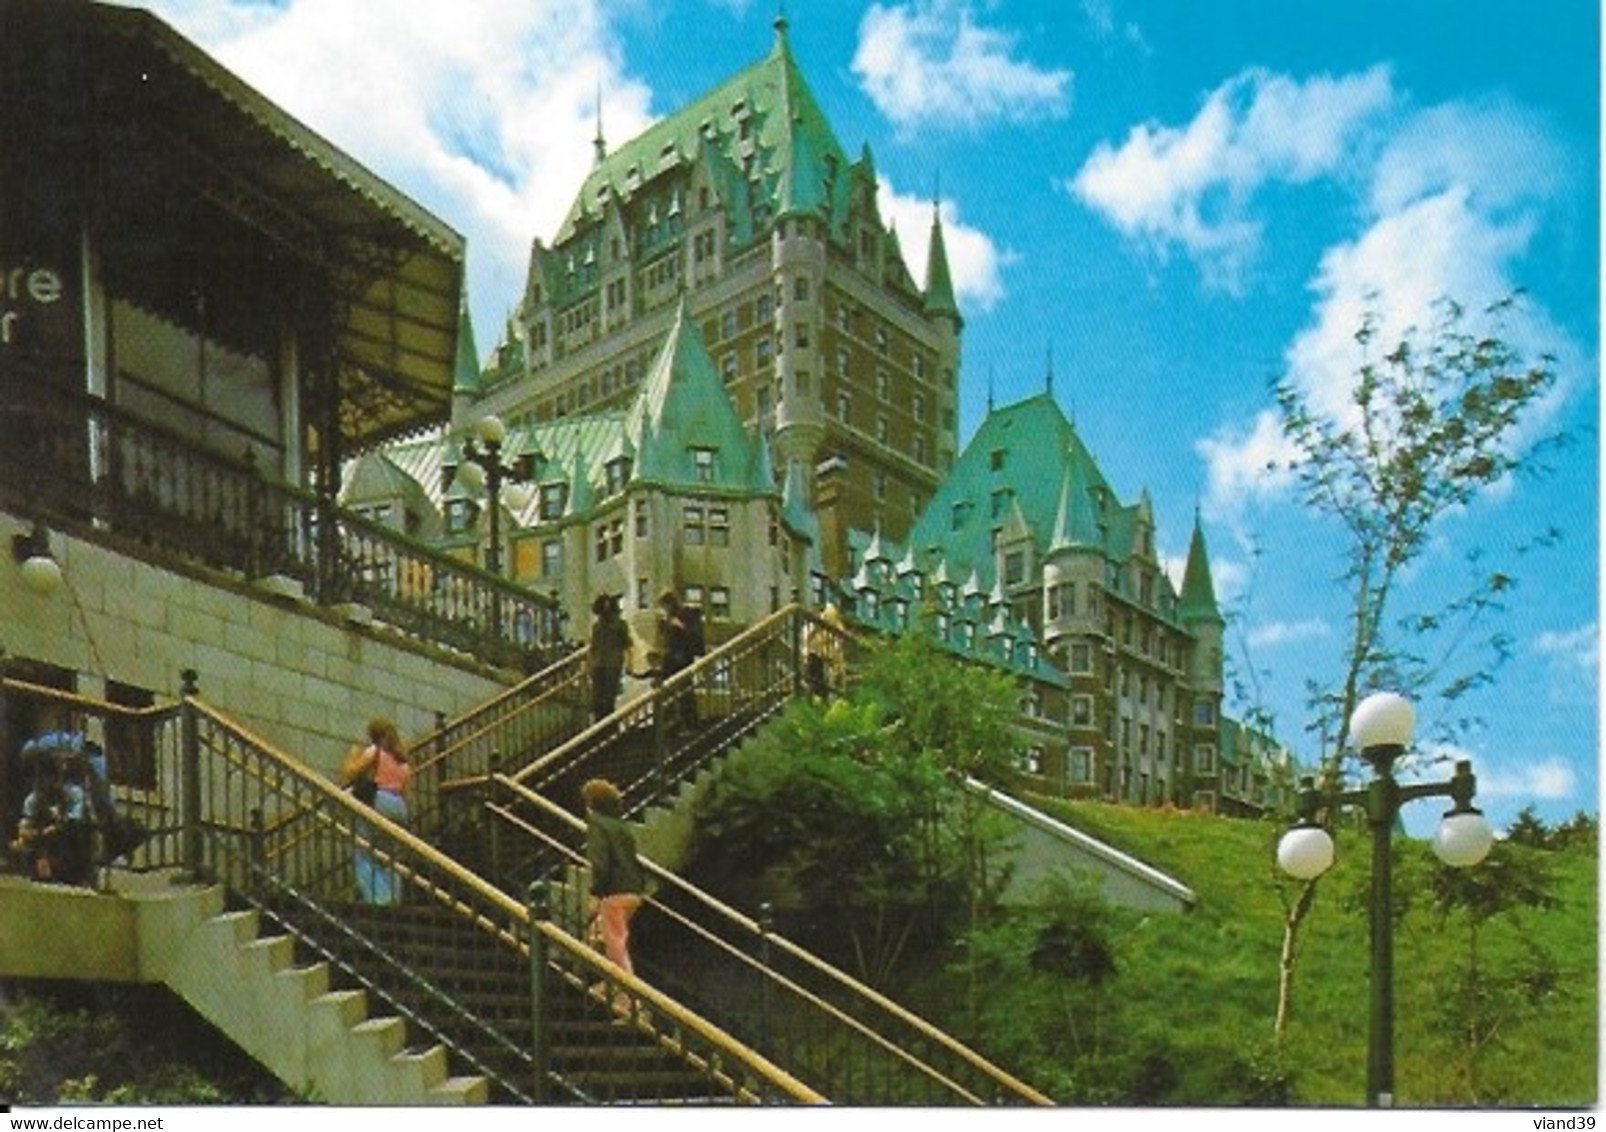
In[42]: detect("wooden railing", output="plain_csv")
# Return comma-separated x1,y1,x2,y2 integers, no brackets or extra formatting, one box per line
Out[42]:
0,377,567,672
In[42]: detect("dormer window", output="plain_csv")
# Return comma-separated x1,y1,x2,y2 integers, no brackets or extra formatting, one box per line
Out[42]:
605,456,633,495
951,501,971,530
445,498,477,535
692,446,717,484
990,488,1011,518
538,483,568,521
990,449,1007,471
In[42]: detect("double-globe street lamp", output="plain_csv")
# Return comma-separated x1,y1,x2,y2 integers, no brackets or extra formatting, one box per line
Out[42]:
1276,691,1495,1108
448,414,535,579
447,415,538,647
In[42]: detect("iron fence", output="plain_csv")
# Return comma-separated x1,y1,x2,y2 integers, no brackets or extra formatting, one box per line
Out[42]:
0,378,566,671
0,675,820,1105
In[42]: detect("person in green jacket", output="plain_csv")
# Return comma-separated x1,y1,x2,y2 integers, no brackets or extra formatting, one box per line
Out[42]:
583,778,648,1010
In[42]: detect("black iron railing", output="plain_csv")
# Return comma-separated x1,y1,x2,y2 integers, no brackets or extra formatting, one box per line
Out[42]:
425,607,1052,1105
0,378,566,671
482,775,1053,1105
0,676,821,1105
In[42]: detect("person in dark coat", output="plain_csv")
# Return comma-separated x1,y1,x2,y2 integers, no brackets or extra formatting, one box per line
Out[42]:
583,778,648,1012
655,588,699,728
588,594,634,722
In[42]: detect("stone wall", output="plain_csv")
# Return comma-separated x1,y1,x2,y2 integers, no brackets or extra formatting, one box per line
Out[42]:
3,517,509,774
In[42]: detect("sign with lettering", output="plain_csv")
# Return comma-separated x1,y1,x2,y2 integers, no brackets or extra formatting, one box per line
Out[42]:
0,261,66,348
0,236,84,383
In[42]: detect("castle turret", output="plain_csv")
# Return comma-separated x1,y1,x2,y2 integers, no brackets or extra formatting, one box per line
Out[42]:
924,204,963,473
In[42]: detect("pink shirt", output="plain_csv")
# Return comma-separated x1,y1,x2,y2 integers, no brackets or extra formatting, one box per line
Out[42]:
372,747,412,795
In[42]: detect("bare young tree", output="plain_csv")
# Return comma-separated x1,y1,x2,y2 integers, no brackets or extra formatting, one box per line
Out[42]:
1267,293,1563,1046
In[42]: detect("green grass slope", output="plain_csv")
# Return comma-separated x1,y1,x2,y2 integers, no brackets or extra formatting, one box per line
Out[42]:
1017,797,1597,1107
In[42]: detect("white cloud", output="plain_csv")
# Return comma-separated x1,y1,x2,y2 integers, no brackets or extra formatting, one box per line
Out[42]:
1534,623,1600,670
1069,66,1394,291
1370,97,1572,218
877,179,1013,312
1534,622,1600,706
1180,86,1582,526
1080,0,1150,56
1279,99,1581,448
853,1,1072,132
1247,618,1331,649
133,0,656,358
1471,757,1579,801
1194,408,1299,520
1410,742,1578,802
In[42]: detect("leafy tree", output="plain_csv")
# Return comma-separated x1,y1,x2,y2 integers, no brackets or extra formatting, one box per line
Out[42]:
1425,845,1560,1101
684,695,954,982
686,624,1026,988
1267,294,1562,1045
959,875,1123,1101
852,622,1027,1013
1503,805,1552,849
1549,810,1598,854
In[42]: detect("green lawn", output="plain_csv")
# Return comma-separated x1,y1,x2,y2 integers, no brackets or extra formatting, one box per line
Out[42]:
995,797,1598,1107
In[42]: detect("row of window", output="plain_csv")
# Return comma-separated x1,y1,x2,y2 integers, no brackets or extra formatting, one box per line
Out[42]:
1025,744,1217,789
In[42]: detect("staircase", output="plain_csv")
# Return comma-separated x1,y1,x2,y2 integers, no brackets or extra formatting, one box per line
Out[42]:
2,611,1050,1105
0,875,486,1105
413,606,1053,1105
0,675,820,1106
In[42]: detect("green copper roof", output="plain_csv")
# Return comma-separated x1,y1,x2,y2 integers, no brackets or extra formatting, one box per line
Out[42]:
1050,450,1101,552
624,297,771,495
904,392,1111,585
555,22,854,249
923,208,961,325
453,298,481,396
1178,512,1222,622
341,447,437,516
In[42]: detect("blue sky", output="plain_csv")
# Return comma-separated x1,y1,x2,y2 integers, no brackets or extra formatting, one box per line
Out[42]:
128,0,1599,835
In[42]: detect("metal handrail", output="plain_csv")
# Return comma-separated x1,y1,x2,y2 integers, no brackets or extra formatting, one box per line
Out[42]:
181,695,823,1104
0,376,567,671
485,775,1053,1104
0,675,822,1103
506,602,809,800
431,606,1051,1104
405,646,592,840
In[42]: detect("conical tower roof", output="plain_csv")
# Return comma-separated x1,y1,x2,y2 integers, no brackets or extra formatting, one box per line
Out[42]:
1178,511,1222,623
452,298,482,397
923,204,961,327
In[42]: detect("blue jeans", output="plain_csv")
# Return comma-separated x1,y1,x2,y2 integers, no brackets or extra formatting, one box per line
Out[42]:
355,789,408,906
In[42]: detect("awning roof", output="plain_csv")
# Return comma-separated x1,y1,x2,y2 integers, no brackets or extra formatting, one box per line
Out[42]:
15,0,467,451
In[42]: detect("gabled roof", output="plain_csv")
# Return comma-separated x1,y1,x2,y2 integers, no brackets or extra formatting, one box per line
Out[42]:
623,298,770,495
554,20,854,249
903,392,1110,587
341,447,438,518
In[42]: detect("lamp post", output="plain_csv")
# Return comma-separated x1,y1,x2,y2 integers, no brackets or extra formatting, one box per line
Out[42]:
1277,691,1494,1108
450,414,536,579
448,415,538,650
